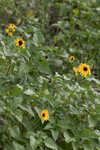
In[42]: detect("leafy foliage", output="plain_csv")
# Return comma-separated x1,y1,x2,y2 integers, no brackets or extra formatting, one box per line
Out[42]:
0,0,100,150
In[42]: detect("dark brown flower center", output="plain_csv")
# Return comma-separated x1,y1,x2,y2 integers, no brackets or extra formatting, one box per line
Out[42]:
45,55,48,59
19,40,23,46
71,57,73,60
83,67,87,71
42,113,45,117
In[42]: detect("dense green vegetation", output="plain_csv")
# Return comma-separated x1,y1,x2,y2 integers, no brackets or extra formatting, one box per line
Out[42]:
0,0,100,149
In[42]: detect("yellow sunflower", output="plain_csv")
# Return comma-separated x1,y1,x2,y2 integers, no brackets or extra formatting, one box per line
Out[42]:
73,67,78,76
9,24,15,29
5,28,13,36
8,32,13,36
15,38,25,48
69,56,75,63
78,63,91,77
5,24,15,36
40,109,49,121
9,24,15,32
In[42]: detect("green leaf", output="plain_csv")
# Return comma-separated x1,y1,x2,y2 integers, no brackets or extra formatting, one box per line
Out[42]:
72,142,78,150
57,119,72,130
30,135,37,150
12,86,22,96
18,105,34,117
44,137,58,150
63,131,75,143
60,3,68,16
51,129,59,141
11,111,23,124
88,115,96,128
84,145,93,150
33,31,45,46
13,142,24,150
9,126,20,138
80,129,99,139
38,60,51,74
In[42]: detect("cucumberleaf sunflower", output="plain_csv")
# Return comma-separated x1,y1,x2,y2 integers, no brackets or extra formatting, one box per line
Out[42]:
40,109,49,121
78,63,91,77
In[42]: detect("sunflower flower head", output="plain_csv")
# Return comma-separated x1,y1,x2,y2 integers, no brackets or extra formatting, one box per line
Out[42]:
9,24,15,29
69,56,75,63
5,28,13,36
73,67,78,76
15,38,25,48
40,109,49,121
78,63,91,77
5,24,15,36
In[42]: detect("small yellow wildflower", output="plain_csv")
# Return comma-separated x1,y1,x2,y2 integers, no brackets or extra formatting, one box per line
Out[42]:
5,24,15,36
69,56,75,63
78,63,91,77
40,109,49,121
15,38,25,48
8,32,13,36
9,24,15,29
73,67,78,76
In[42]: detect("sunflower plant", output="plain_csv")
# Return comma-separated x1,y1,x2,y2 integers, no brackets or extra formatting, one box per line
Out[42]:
0,0,100,150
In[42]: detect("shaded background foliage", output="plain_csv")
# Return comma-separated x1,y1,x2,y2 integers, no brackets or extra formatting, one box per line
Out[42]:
0,0,100,150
